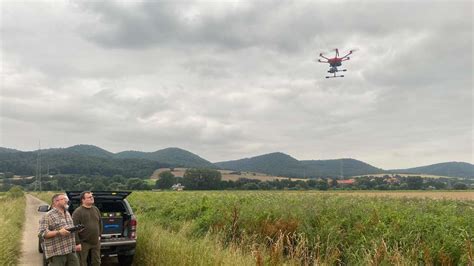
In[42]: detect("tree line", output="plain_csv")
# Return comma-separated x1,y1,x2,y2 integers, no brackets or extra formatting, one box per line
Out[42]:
1,168,471,192
0,152,166,178
156,169,471,190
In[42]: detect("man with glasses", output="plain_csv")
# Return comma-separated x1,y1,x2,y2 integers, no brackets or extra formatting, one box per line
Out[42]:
72,191,102,266
38,193,80,265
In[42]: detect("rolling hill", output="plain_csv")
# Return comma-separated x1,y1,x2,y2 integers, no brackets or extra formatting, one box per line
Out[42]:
0,147,21,153
1,144,472,179
215,152,303,177
391,162,474,179
215,153,384,178
0,150,166,178
301,158,385,178
115,147,216,168
42,144,115,158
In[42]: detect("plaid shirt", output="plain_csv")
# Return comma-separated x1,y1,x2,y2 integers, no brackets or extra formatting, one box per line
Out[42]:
38,207,76,259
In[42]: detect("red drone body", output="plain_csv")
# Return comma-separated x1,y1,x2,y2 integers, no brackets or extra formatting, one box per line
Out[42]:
317,48,356,78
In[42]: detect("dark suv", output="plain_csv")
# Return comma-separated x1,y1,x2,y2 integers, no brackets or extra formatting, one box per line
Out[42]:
38,191,137,265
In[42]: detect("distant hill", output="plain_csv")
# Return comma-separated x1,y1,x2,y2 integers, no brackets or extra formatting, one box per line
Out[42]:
0,150,165,178
114,150,148,160
215,152,303,178
301,159,385,178
0,147,21,153
216,153,384,178
115,147,216,168
42,144,114,158
391,162,474,179
1,145,472,179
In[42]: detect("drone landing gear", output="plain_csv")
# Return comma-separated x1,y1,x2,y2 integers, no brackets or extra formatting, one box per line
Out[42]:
325,75,344,79
327,69,347,73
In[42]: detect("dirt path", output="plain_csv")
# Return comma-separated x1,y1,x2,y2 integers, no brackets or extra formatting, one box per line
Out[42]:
19,194,46,265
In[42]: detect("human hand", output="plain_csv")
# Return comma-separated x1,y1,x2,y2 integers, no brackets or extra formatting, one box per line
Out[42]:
75,244,82,252
59,228,70,236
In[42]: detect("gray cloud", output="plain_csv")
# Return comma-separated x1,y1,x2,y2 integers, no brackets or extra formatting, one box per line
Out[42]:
1,0,472,169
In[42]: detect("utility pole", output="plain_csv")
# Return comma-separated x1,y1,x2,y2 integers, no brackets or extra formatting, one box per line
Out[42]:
340,159,344,179
35,144,39,191
36,140,42,192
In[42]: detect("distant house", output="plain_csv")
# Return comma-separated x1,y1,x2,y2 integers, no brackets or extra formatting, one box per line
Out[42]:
171,183,184,191
336,179,355,185
384,177,400,184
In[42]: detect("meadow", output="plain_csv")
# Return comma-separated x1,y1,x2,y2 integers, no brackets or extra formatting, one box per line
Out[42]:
129,191,473,265
32,191,473,265
0,191,26,265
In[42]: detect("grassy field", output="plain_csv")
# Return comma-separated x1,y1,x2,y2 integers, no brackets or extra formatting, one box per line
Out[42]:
324,190,474,200
0,192,26,265
129,191,474,265
32,190,473,265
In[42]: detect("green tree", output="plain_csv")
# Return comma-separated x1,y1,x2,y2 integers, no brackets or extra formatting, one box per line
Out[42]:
315,179,329,190
74,181,92,191
242,183,259,190
182,168,222,190
126,178,149,190
452,182,468,190
406,176,423,190
155,171,176,189
108,182,127,191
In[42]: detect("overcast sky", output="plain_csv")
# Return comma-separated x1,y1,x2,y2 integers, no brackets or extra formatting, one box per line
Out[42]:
1,0,472,169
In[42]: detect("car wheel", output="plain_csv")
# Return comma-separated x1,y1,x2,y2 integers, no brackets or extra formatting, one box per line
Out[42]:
118,255,134,266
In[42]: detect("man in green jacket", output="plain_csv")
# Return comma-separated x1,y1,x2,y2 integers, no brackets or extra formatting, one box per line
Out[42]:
72,191,102,266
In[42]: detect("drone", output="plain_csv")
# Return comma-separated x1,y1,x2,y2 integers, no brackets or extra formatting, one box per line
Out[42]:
317,48,356,78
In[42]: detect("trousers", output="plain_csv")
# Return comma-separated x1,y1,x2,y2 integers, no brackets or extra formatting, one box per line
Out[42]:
48,252,79,266
78,242,101,266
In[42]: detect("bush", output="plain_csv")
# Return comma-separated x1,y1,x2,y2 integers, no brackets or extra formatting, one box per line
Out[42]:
7,186,24,198
452,182,468,190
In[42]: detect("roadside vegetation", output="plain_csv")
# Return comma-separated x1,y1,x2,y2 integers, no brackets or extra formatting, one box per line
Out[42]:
129,191,474,265
32,191,54,204
31,190,473,264
0,187,26,265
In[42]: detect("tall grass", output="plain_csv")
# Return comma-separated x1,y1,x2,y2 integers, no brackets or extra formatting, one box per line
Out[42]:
134,222,257,266
129,191,474,265
31,192,54,204
0,192,26,265
31,191,474,264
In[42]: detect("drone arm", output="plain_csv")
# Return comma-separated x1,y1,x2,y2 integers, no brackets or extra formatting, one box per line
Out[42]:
340,50,356,59
340,53,352,60
319,53,330,60
317,59,329,63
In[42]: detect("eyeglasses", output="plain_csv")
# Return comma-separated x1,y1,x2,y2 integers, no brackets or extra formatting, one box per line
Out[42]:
85,196,94,199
